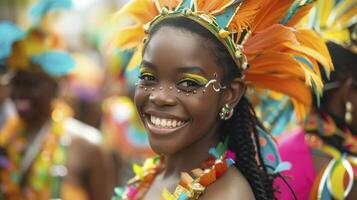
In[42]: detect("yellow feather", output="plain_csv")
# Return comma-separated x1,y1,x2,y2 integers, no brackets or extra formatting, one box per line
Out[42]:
155,0,181,11
114,0,158,24
126,45,143,72
316,0,334,28
116,25,145,49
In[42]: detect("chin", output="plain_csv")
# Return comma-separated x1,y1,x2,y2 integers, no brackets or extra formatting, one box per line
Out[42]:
147,134,181,155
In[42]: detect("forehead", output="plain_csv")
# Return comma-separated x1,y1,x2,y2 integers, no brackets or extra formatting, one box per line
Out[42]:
143,26,222,76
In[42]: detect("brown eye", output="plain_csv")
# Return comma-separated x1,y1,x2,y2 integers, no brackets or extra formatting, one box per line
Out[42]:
176,79,203,92
139,73,156,82
178,80,200,87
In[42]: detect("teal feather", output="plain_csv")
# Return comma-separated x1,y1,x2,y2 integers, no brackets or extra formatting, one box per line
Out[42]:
216,1,242,29
29,0,73,26
209,147,220,159
176,0,194,12
0,22,25,60
31,51,75,76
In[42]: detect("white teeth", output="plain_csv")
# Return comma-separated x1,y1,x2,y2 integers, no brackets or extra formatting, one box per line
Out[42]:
161,119,167,127
150,115,185,129
166,120,172,127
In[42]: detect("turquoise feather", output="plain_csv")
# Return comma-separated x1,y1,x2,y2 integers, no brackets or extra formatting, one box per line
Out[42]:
0,22,25,60
216,1,242,29
31,51,75,76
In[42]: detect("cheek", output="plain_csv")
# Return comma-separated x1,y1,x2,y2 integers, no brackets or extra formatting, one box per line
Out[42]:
133,88,147,115
182,92,222,134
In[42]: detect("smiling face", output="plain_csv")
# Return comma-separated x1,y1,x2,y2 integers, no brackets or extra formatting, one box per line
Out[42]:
134,26,228,155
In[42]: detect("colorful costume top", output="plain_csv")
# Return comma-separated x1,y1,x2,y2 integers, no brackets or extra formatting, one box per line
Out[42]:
276,112,357,200
0,102,102,200
275,1,357,199
111,0,333,199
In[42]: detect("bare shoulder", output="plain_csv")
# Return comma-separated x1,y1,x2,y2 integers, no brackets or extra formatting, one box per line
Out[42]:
64,117,102,145
200,167,255,200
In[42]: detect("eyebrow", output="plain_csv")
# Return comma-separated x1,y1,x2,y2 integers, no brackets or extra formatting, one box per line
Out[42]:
141,60,157,70
141,60,208,76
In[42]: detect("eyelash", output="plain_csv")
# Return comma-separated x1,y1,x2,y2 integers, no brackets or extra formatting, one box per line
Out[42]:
138,72,156,83
176,78,204,92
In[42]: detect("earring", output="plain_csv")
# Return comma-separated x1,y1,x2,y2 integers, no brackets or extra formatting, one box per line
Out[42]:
345,101,353,124
219,104,233,120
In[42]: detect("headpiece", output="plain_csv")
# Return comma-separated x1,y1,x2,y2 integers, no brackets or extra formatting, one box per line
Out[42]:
0,0,74,77
306,0,357,49
114,0,333,118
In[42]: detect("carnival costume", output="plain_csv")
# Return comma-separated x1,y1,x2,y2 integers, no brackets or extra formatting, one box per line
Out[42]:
111,0,333,199
275,1,357,199
0,0,103,199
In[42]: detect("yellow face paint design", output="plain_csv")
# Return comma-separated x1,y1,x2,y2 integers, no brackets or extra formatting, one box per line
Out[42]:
179,73,209,86
139,67,155,81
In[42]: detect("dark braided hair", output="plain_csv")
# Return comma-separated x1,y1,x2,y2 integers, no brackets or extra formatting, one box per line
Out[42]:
220,97,275,200
148,17,275,199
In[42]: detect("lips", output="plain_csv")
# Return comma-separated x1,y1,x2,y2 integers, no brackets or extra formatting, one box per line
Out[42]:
14,99,32,113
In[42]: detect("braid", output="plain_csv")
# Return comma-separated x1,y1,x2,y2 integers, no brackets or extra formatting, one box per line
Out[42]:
220,97,275,200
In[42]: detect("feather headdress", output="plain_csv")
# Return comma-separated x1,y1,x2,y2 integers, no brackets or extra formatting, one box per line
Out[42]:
306,0,357,47
0,0,74,77
114,0,333,118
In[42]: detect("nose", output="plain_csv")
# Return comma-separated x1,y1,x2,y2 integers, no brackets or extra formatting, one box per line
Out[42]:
149,86,177,107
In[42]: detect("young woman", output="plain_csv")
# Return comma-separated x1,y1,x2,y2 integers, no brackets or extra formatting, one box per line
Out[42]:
112,0,332,199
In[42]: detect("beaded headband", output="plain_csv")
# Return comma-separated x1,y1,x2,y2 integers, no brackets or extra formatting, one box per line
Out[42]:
144,1,249,72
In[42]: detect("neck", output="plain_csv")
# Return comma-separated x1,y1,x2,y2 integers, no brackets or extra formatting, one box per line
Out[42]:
163,123,221,178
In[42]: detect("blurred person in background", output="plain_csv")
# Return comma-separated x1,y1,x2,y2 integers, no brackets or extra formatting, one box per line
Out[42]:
275,1,357,199
0,0,114,199
0,64,15,129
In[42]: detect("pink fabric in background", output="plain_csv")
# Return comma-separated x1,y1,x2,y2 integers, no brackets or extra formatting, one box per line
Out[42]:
274,129,317,200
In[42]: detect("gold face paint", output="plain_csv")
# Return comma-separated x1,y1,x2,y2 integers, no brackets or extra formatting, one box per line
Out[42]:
178,73,209,87
139,67,155,82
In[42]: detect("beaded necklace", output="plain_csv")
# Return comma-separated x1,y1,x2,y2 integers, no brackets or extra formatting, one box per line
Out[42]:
304,112,357,199
112,142,236,200
0,113,70,200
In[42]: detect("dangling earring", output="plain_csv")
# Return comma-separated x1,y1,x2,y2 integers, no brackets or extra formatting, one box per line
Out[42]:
219,104,233,120
345,101,353,124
